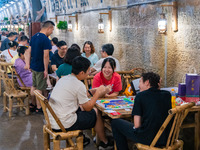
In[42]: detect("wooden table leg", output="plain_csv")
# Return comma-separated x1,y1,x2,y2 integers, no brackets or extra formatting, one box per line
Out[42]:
195,111,200,150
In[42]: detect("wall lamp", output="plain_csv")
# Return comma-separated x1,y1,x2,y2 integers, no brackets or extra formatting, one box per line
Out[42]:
68,14,78,31
159,1,178,33
98,10,112,33
158,13,167,34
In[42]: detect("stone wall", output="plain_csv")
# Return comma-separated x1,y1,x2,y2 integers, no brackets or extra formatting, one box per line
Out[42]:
50,0,200,87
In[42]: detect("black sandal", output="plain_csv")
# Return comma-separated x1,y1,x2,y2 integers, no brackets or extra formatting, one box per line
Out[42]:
83,134,90,147
35,108,43,114
30,103,36,112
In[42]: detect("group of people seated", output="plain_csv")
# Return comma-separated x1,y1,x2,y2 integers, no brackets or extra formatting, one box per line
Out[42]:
49,55,172,149
0,21,172,150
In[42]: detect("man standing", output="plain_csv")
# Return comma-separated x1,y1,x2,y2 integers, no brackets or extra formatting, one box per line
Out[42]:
25,20,55,113
0,32,17,51
111,72,172,150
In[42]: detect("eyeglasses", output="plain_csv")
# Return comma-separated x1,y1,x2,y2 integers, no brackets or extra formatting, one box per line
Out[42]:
60,48,67,50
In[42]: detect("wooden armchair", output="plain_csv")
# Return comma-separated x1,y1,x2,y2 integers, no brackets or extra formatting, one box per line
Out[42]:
136,102,195,150
84,76,94,91
0,61,13,96
116,68,145,95
11,66,31,99
34,90,83,150
0,69,29,117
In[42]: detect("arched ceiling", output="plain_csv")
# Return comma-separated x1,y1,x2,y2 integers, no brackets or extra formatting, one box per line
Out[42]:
0,0,18,10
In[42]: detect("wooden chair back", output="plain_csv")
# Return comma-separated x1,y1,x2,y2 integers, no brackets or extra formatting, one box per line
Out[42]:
34,90,66,132
136,102,195,149
117,68,145,95
84,76,94,91
0,69,17,94
11,66,26,87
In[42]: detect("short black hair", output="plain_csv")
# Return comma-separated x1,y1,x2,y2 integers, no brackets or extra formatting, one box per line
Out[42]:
2,32,6,36
72,56,91,75
42,20,55,28
64,47,81,65
13,32,18,35
17,46,28,57
141,72,160,89
71,43,81,52
19,35,29,43
8,41,19,47
7,32,15,37
56,41,67,48
101,57,116,72
52,37,58,45
102,43,114,55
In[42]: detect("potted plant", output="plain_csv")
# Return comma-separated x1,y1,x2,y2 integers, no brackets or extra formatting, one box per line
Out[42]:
3,17,8,21
1,28,8,31
19,28,23,31
57,21,68,30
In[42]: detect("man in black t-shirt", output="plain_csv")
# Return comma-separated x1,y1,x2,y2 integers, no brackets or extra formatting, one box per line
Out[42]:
111,72,172,150
51,40,67,72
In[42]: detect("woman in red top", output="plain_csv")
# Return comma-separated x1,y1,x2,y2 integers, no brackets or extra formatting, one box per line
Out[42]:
92,57,122,98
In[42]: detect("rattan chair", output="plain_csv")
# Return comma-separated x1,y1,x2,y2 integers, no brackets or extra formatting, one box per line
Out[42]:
34,90,83,150
135,102,195,150
0,69,29,117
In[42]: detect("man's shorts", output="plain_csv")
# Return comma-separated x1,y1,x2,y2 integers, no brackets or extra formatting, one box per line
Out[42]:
32,70,47,90
53,108,97,132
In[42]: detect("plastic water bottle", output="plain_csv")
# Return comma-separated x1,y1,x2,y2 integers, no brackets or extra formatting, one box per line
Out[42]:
171,89,176,108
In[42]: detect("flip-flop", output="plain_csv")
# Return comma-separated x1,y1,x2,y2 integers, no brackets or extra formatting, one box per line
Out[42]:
35,108,43,114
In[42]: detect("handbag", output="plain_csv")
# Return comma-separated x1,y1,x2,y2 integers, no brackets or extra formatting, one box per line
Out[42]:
185,67,200,102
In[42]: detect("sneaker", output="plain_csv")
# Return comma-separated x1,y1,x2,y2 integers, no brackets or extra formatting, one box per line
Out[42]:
98,139,114,150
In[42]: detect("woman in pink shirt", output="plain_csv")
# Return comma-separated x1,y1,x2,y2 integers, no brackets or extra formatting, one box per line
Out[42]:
92,57,122,98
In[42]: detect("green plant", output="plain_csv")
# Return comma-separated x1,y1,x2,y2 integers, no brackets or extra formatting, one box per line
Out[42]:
57,21,68,30
1,28,8,31
3,17,8,21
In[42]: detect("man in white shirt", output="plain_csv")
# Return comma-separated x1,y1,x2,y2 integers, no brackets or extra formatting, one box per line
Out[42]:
48,56,113,149
90,43,120,75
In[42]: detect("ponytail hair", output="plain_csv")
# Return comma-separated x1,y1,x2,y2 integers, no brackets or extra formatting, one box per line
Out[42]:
8,41,19,48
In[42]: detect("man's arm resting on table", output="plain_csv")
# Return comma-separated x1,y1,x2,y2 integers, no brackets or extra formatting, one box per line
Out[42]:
134,115,141,128
81,85,112,111
44,50,49,78
81,90,101,112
